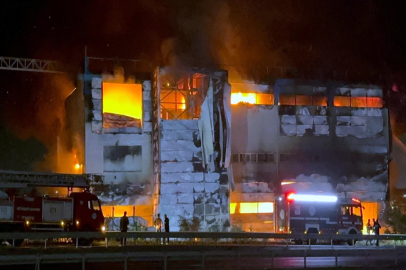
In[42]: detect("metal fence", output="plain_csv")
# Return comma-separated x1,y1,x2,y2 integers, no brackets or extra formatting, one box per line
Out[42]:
1,232,406,269
1,231,406,248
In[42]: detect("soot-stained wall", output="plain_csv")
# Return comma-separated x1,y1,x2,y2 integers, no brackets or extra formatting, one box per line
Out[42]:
82,76,154,218
103,145,142,172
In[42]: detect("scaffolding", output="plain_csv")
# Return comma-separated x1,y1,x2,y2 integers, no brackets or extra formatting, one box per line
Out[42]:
0,56,63,73
0,170,103,189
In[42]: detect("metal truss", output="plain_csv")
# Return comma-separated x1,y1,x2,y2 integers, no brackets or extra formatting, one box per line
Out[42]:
0,56,63,73
0,170,103,188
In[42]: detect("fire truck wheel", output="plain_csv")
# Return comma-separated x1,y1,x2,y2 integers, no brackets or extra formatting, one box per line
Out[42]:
347,230,357,246
78,225,94,246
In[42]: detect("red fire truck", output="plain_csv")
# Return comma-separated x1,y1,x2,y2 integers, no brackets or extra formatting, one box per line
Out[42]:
0,191,105,246
276,193,363,245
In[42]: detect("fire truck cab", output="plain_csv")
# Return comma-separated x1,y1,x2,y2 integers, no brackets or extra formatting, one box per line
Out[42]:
282,193,363,245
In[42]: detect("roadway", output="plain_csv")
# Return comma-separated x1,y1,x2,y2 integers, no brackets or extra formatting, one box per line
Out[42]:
2,232,406,269
1,243,406,269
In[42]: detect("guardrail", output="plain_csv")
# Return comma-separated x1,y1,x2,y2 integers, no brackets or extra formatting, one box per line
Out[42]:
1,231,405,248
2,232,406,269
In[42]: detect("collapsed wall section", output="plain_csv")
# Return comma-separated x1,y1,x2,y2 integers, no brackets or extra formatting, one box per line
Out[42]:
153,67,231,232
159,120,229,231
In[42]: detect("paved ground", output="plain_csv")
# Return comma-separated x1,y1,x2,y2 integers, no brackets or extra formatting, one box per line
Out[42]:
1,244,406,269
2,256,406,270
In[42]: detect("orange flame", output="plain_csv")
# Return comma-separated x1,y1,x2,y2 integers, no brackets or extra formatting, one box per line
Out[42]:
102,83,143,120
231,92,256,104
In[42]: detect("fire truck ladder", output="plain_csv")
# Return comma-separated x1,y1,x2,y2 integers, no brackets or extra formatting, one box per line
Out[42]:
0,170,103,188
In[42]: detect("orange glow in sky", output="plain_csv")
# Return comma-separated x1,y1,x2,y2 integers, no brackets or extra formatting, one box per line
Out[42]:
102,82,142,120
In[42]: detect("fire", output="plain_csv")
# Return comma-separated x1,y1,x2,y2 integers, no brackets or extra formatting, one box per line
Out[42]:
101,205,153,225
102,82,143,121
180,95,186,110
231,92,274,105
231,92,256,104
334,96,383,108
230,202,274,214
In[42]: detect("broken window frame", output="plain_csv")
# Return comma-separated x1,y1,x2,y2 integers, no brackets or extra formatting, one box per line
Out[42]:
279,94,327,106
232,153,275,163
334,96,383,108
159,73,208,120
230,93,274,105
232,202,274,214
160,88,189,120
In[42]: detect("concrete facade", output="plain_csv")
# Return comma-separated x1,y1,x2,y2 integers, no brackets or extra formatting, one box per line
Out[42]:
230,79,389,232
76,74,155,224
75,65,389,233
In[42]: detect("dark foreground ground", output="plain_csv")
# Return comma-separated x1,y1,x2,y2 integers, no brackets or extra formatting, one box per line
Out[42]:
2,259,406,270
1,244,406,269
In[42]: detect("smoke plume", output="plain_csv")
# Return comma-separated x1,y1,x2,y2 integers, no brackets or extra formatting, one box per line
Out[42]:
0,73,82,174
162,0,282,82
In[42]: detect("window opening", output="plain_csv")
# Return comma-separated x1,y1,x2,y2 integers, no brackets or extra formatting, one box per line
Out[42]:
92,200,101,211
334,96,383,108
160,73,207,120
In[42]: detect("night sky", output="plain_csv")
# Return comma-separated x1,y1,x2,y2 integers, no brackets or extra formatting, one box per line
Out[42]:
1,0,406,171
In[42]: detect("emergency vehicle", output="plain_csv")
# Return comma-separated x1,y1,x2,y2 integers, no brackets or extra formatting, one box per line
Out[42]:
0,171,105,246
276,193,363,245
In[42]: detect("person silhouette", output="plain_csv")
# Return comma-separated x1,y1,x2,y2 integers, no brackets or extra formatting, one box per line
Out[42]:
120,211,129,246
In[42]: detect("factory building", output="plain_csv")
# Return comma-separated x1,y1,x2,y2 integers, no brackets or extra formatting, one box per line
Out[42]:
67,60,389,232
229,78,389,232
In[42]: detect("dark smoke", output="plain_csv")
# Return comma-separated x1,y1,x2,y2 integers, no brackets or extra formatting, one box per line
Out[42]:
162,0,284,82
162,0,242,68
0,72,80,173
0,121,46,171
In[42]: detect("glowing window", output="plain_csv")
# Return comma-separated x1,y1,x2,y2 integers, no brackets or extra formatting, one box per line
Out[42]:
334,96,351,107
279,95,296,105
240,202,258,213
160,90,189,120
112,206,134,218
231,93,256,104
366,97,383,108
296,95,312,106
236,202,274,214
101,206,112,217
335,96,382,108
313,96,327,106
231,93,274,105
352,206,362,216
230,203,237,214
256,94,274,105
160,73,207,120
258,202,274,213
351,97,367,107
92,200,101,211
102,83,143,129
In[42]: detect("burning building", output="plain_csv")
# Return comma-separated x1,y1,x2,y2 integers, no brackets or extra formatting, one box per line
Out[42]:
71,63,231,231
69,58,389,232
229,78,389,232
